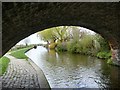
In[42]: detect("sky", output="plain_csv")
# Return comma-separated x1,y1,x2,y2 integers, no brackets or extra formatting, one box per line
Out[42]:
79,27,95,35
17,33,46,45
17,27,96,45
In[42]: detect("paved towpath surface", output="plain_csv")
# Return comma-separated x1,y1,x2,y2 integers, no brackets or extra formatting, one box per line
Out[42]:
1,54,50,89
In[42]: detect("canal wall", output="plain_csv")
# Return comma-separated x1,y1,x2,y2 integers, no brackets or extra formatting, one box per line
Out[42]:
28,58,51,89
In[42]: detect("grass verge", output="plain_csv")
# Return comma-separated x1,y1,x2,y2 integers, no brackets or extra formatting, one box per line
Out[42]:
0,56,10,76
10,46,33,59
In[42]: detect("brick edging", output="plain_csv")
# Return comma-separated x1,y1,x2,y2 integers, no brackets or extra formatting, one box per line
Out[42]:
28,58,51,89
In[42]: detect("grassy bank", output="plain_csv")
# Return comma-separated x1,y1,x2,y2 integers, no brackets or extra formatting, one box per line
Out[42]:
0,56,10,76
10,46,33,59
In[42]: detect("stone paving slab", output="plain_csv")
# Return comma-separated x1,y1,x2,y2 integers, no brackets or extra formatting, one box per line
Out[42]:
0,54,50,89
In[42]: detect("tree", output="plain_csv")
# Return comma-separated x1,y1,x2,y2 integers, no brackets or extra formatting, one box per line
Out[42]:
70,26,80,41
24,38,30,46
37,26,69,43
54,26,69,42
37,28,55,42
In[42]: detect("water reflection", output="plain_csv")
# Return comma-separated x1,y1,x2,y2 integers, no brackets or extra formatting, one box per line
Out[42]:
26,46,120,88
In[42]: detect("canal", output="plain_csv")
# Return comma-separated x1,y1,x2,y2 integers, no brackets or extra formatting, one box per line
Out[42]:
26,46,120,88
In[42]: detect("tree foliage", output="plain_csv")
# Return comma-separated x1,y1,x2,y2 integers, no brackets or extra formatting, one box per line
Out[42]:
37,26,69,43
37,28,55,42
37,26,111,59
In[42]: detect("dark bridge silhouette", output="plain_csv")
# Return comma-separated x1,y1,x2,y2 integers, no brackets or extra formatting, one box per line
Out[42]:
2,2,120,65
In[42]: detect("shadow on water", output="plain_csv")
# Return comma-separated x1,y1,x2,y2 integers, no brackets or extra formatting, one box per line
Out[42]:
26,46,120,88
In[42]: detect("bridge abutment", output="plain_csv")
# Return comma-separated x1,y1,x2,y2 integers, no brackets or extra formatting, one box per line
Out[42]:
111,49,120,66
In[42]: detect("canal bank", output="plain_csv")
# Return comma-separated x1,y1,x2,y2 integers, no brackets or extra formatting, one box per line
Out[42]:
1,54,50,89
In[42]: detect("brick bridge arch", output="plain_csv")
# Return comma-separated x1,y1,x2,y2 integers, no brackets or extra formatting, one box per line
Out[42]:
2,2,120,65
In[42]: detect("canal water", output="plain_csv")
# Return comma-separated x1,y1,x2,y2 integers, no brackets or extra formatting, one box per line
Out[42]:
26,46,120,88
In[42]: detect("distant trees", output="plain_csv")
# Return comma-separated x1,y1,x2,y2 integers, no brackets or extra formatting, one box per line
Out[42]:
23,38,30,46
37,26,111,59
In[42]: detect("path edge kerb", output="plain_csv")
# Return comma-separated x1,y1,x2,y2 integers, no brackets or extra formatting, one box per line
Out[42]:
28,58,51,89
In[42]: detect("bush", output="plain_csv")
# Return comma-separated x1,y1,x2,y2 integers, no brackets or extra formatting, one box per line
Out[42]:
97,51,111,59
95,34,110,52
0,56,10,75
107,58,113,65
66,38,94,54
67,41,78,53
56,42,67,52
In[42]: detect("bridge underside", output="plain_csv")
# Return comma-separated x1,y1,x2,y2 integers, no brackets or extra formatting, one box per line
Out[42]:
2,2,120,65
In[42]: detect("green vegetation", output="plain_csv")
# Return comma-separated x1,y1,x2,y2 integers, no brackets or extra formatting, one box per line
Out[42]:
97,51,111,59
38,26,112,60
9,44,35,52
0,46,33,75
56,42,67,52
66,34,95,55
10,46,32,59
0,56,10,75
38,26,69,43
107,58,113,65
